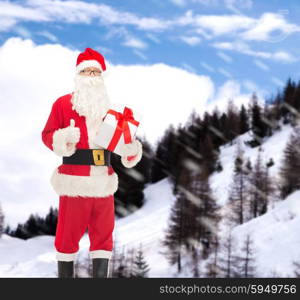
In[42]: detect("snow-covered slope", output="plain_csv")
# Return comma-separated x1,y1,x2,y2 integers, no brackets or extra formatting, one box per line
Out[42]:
210,124,294,206
0,178,176,277
231,190,300,277
1,123,299,278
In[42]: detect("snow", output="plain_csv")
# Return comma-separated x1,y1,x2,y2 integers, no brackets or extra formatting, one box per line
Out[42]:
0,178,176,277
210,124,294,206
0,234,56,277
231,190,300,277
1,123,300,277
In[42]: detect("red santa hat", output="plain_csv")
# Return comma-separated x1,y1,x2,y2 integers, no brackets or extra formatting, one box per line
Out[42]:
76,48,106,73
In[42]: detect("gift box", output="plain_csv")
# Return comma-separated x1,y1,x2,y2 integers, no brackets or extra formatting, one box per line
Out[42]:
94,105,140,156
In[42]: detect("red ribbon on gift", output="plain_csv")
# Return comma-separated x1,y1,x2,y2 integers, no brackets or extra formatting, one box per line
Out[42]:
106,107,140,152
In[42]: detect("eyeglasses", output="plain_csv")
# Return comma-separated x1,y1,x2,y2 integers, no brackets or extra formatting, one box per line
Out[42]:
79,69,102,76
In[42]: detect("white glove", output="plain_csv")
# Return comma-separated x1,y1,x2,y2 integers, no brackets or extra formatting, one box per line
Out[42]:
65,119,80,144
119,139,139,157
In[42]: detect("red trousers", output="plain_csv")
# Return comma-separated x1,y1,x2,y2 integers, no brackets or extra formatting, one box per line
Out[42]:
54,194,115,261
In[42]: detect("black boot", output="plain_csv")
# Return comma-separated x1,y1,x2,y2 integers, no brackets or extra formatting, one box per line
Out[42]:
92,258,109,278
57,261,74,278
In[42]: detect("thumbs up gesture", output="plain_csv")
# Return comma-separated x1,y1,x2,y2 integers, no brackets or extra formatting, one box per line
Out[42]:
66,119,80,144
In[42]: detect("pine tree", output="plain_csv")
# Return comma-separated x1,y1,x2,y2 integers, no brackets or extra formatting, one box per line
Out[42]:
247,148,274,218
281,78,296,124
249,93,268,147
217,229,239,278
185,174,220,260
13,224,28,239
112,246,129,278
262,103,279,136
225,99,240,143
239,104,249,134
234,234,257,278
151,125,178,183
204,235,221,278
189,245,201,277
0,202,4,238
228,143,250,225
131,244,150,277
170,166,220,276
162,189,186,273
292,80,300,125
209,107,226,147
292,261,300,278
44,207,58,235
126,247,136,277
5,207,58,239
198,134,218,175
25,214,40,237
279,127,300,198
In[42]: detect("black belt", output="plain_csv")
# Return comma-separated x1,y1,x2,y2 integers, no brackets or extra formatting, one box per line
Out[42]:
63,149,111,166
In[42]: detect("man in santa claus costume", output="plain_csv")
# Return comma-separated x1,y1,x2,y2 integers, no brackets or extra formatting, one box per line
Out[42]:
41,48,143,278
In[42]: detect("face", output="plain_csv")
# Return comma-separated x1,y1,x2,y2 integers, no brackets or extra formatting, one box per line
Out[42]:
79,67,102,77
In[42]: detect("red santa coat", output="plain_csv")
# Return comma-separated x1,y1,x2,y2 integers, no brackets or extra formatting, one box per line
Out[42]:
42,93,143,197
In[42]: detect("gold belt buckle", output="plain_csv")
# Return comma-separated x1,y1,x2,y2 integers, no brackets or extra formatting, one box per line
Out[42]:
92,149,105,166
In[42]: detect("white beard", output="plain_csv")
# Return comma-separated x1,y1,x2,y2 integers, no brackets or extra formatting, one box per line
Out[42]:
71,74,111,149
71,74,111,120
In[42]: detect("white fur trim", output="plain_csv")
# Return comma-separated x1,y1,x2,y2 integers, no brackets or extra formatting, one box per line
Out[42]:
76,60,103,74
52,128,77,157
89,250,112,259
56,251,77,261
50,166,118,197
121,139,143,168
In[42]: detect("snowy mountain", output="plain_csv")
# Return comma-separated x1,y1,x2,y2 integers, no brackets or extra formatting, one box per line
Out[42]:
0,178,176,277
0,123,299,277
231,190,300,277
210,123,294,206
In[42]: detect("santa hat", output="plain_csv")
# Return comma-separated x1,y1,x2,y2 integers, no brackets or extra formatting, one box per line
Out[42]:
76,48,106,73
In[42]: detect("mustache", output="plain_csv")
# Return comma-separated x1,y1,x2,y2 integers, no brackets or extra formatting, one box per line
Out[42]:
74,75,104,88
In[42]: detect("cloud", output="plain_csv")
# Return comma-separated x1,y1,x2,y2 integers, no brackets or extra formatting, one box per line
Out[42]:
0,18,18,31
175,10,255,36
271,76,285,87
12,25,32,39
0,1,50,23
173,10,300,46
241,12,300,42
0,0,170,32
169,0,253,12
146,33,160,43
0,37,77,228
200,62,215,73
224,0,253,13
132,49,148,60
37,30,58,42
181,62,198,73
1,0,299,47
253,59,270,71
179,35,201,46
206,79,258,114
169,0,186,6
243,79,259,93
105,26,148,50
212,41,297,62
0,37,256,227
216,51,232,63
122,36,148,49
218,67,232,78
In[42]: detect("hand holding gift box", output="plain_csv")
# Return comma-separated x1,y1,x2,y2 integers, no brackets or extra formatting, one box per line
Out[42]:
95,106,140,157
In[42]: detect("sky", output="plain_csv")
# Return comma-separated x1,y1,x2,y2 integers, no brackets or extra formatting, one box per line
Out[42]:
0,0,300,227
1,0,300,94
